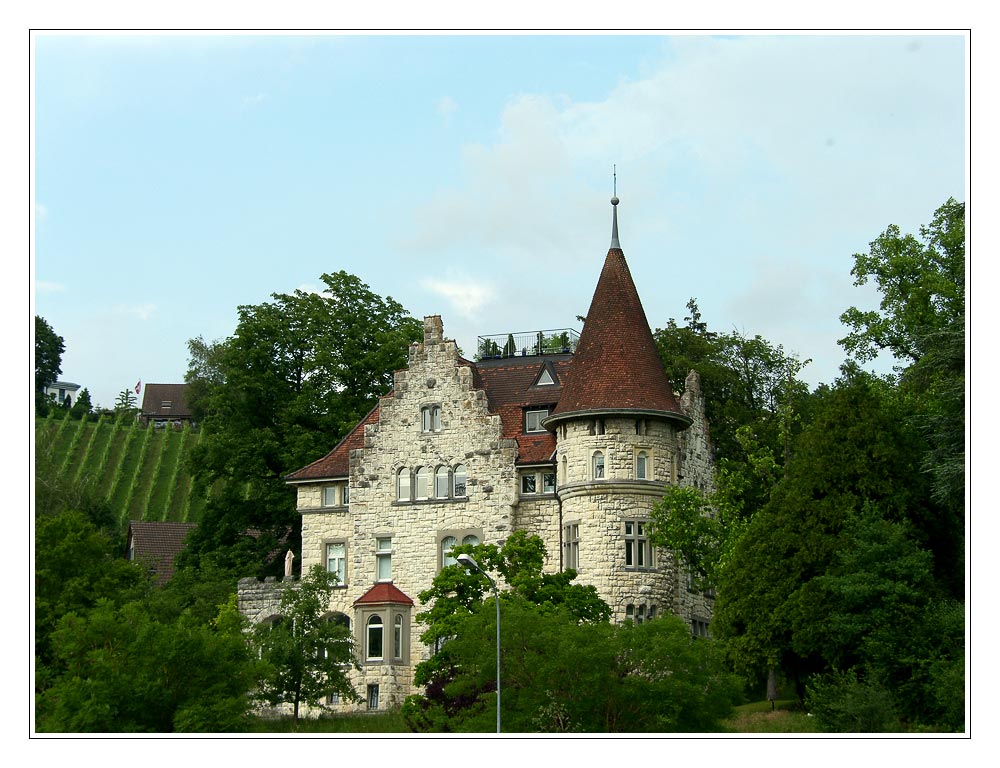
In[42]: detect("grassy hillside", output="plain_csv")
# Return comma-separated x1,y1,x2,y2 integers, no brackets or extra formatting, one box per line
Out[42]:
35,412,208,527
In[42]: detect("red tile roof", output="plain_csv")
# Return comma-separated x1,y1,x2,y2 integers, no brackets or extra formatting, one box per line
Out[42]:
285,405,381,482
353,582,414,606
549,248,688,425
127,521,196,585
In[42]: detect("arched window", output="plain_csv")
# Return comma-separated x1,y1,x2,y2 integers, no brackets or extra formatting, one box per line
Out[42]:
561,454,568,486
441,535,458,567
435,466,450,499
366,614,384,660
393,614,404,660
415,467,431,500
636,450,649,480
592,451,605,479
396,468,411,502
453,464,467,498
462,534,480,547
421,405,442,433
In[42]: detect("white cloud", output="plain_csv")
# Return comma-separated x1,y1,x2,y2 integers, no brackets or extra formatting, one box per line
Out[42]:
420,277,494,319
114,303,157,320
437,95,458,120
36,281,66,294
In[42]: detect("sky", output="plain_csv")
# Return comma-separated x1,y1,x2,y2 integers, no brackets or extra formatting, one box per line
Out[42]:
31,32,968,410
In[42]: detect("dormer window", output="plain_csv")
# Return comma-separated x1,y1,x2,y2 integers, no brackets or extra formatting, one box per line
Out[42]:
525,409,549,433
536,368,555,386
421,405,442,433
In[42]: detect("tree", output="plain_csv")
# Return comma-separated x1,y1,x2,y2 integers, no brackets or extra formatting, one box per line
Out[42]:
36,596,260,732
114,387,138,417
251,564,361,722
69,388,93,420
35,315,65,414
839,198,966,595
180,271,421,578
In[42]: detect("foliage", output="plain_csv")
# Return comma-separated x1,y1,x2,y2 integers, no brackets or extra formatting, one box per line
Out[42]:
36,596,259,732
181,271,421,578
69,388,93,419
839,198,965,593
404,600,740,733
805,670,902,733
114,387,138,417
35,315,65,415
251,564,362,721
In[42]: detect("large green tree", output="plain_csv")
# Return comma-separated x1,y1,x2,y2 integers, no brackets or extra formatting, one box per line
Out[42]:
35,315,65,414
181,271,421,577
840,198,965,594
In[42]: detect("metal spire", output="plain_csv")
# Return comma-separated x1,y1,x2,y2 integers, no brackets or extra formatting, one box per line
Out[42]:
610,165,621,249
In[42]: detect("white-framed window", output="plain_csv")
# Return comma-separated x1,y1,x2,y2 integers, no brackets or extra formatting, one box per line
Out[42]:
421,405,442,433
397,468,411,502
439,530,482,569
520,469,557,495
625,603,657,625
624,520,653,570
635,450,650,480
325,542,347,586
453,464,467,498
322,484,348,507
564,522,580,570
415,467,432,500
525,409,549,433
366,615,384,660
592,450,605,479
393,614,404,660
435,466,450,498
376,536,392,581
441,535,459,568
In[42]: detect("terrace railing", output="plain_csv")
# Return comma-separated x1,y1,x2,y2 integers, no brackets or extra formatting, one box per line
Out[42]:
476,329,579,360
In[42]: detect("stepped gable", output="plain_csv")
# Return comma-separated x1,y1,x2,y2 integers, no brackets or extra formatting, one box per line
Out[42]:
475,356,572,464
285,404,381,482
549,198,688,426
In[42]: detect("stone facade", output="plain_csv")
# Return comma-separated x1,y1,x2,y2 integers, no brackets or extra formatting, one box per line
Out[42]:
238,202,719,713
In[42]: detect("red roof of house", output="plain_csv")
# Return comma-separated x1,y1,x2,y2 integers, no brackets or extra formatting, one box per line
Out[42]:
127,521,196,585
549,246,687,425
353,582,415,606
285,405,381,482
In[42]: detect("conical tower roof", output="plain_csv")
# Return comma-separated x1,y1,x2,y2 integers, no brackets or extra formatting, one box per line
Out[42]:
547,197,690,428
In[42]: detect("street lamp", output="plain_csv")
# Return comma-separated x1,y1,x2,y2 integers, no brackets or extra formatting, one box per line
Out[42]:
457,553,501,734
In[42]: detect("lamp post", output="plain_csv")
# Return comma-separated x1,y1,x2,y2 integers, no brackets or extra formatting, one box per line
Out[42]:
457,553,500,734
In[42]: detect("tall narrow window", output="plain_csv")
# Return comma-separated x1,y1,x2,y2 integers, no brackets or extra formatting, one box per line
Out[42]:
435,466,450,499
393,614,404,659
564,522,580,570
624,521,652,570
592,451,605,479
561,455,568,485
453,465,467,498
542,472,556,493
342,484,349,504
421,405,442,433
397,468,411,502
367,684,380,710
366,615,384,660
636,450,649,480
521,472,536,494
415,467,431,500
441,536,458,568
376,537,392,581
325,542,346,586
322,487,338,507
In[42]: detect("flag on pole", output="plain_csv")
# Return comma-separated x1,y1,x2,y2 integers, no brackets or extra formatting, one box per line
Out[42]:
135,380,141,395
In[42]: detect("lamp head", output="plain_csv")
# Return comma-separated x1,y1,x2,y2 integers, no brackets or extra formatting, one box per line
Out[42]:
456,553,480,571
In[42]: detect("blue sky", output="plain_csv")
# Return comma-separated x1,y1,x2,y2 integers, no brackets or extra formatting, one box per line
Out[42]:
32,33,967,410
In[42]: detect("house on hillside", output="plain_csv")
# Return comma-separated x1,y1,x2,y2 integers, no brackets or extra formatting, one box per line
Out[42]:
139,383,194,428
126,521,196,585
238,196,718,713
43,380,81,407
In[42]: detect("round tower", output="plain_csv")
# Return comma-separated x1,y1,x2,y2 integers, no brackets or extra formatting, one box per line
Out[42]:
544,195,691,623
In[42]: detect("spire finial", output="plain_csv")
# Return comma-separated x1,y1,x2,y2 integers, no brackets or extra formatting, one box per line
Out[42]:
610,165,621,249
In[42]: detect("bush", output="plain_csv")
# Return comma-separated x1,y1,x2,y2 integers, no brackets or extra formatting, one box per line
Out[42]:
805,669,901,733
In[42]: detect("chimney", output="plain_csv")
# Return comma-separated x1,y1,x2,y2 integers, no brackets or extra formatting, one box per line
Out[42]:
423,315,444,345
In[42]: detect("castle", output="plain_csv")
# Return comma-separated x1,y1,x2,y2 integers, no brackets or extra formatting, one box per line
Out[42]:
238,196,716,713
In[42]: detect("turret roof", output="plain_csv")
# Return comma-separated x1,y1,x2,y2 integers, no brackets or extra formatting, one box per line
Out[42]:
548,199,688,426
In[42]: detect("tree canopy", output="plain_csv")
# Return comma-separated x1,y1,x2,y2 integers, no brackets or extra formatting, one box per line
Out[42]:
181,271,422,577
35,315,65,414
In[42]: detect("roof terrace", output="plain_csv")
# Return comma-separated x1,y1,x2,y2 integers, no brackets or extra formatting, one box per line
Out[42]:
476,329,579,361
